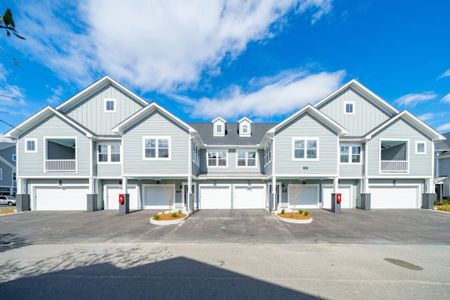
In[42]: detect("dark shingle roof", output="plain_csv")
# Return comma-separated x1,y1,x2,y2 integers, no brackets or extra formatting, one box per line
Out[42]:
436,132,450,152
188,122,276,145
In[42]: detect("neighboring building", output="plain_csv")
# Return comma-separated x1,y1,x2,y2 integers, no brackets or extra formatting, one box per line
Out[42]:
435,132,450,200
0,142,16,195
4,77,444,211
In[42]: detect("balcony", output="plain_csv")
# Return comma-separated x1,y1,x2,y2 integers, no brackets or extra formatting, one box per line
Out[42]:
45,159,77,172
380,160,408,174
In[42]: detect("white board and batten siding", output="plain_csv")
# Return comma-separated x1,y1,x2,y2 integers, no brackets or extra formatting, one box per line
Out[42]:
122,111,190,175
64,85,145,136
199,184,266,209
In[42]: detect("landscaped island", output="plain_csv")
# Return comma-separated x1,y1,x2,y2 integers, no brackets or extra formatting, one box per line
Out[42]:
275,209,313,224
150,210,188,225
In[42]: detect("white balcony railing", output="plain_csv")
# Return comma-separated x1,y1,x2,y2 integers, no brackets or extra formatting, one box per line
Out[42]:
380,160,408,174
45,159,76,172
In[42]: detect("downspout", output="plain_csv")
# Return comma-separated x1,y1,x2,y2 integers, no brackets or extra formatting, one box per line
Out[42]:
188,135,193,212
271,137,276,211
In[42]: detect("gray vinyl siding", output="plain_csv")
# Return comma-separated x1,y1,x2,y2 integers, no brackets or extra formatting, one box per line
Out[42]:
17,115,91,177
339,143,364,177
367,118,433,176
122,111,189,175
274,113,338,176
0,160,13,187
318,88,392,136
25,178,89,194
95,140,122,177
264,161,272,176
0,146,16,165
438,157,450,177
200,148,263,174
65,85,145,136
192,161,200,176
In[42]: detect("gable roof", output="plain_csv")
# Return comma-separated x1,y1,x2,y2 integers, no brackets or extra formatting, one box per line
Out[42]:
4,106,96,139
0,142,15,151
212,117,226,123
56,76,148,112
267,104,348,136
238,117,252,124
315,79,399,115
0,156,15,170
189,122,275,146
364,110,446,141
112,102,196,134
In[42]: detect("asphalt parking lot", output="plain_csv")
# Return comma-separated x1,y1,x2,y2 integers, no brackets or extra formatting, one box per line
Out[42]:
1,209,450,246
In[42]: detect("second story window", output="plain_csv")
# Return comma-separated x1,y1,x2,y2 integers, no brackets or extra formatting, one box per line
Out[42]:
192,144,200,165
12,154,16,161
25,138,37,153
104,98,116,112
293,138,318,160
344,101,355,114
216,124,222,134
340,145,361,163
98,143,121,163
143,137,170,159
208,150,227,167
237,150,256,167
416,141,426,154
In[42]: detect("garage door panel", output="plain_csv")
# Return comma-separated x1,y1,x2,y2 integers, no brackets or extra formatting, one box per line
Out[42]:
106,186,139,210
200,186,231,209
143,185,174,209
233,185,265,209
288,184,319,208
370,186,419,209
35,186,88,211
322,186,352,209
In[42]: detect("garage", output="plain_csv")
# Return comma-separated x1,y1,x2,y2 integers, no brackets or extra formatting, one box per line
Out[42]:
288,184,319,208
322,185,353,209
370,185,420,209
34,186,88,210
199,185,231,209
142,184,175,209
233,185,266,209
105,185,140,210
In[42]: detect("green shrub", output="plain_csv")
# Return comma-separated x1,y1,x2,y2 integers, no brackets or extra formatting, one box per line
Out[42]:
434,200,439,206
178,209,182,214
443,200,449,206
153,215,160,220
281,209,285,214
298,209,304,214
171,212,178,218
303,211,309,216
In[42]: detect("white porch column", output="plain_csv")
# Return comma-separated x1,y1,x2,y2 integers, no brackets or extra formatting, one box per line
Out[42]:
188,136,193,211
89,177,95,194
272,176,277,210
122,177,128,194
17,178,24,194
333,177,339,193
187,176,192,211
426,178,434,194
362,178,369,193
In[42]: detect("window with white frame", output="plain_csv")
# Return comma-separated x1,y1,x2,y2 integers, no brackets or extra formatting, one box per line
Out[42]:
416,141,426,154
340,145,361,163
12,154,16,161
12,171,16,183
104,98,116,112
98,143,121,163
207,150,227,167
344,101,354,114
192,144,200,165
237,150,256,167
293,138,318,160
143,137,170,159
24,138,37,153
264,142,272,165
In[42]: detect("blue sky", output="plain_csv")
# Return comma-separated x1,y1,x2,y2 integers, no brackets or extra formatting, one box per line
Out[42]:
0,0,449,137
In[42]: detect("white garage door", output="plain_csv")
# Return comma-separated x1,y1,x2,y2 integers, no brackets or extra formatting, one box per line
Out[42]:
322,186,352,209
34,186,88,210
288,184,319,208
200,185,231,209
370,186,419,209
143,184,175,209
233,185,266,209
105,185,140,210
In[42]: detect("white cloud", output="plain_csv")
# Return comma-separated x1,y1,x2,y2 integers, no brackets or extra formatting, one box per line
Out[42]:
15,0,333,92
0,84,26,106
441,93,450,103
439,69,450,79
185,69,345,119
418,113,436,122
46,85,64,104
437,122,450,133
0,63,9,82
395,91,437,106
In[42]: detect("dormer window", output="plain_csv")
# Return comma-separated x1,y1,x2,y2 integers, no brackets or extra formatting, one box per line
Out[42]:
212,117,226,137
344,101,354,115
104,98,116,112
238,117,252,137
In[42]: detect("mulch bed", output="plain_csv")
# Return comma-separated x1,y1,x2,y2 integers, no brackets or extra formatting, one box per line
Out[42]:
277,213,311,220
155,212,186,221
0,207,16,215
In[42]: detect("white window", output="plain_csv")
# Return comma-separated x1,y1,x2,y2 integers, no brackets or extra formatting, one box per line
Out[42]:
104,98,116,112
143,137,171,159
192,144,200,165
264,142,272,165
207,150,227,167
344,101,355,114
12,154,16,161
292,138,319,160
216,124,222,133
212,117,226,136
12,171,16,183
415,141,426,154
340,145,361,163
98,143,121,163
242,125,248,134
24,138,37,153
237,150,257,167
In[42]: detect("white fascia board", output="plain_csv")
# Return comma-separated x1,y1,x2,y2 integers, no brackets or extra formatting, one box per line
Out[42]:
0,157,15,169
4,106,53,138
211,117,227,123
49,107,95,138
238,117,252,124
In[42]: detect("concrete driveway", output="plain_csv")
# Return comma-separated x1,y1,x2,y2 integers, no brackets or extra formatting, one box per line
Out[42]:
1,209,450,246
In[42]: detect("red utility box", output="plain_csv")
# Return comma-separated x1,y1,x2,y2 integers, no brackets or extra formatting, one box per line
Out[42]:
119,194,125,205
336,193,342,204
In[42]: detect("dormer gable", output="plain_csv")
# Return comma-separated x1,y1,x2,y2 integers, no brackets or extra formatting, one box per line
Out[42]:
238,117,252,137
212,117,226,137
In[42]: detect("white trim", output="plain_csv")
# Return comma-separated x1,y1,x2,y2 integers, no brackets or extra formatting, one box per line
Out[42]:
43,136,78,173
339,144,362,164
12,154,16,162
142,183,175,209
103,184,139,210
292,137,319,161
24,138,37,153
104,98,116,113
142,136,172,160
238,117,252,124
321,184,354,209
207,149,228,168
97,142,121,164
379,138,409,175
211,117,226,123
275,173,337,178
198,183,232,209
239,119,252,137
213,119,226,137
182,182,196,209
343,101,355,115
287,184,320,209
29,183,89,211
232,183,266,209
368,183,422,209
121,173,190,178
415,140,427,154
235,149,258,168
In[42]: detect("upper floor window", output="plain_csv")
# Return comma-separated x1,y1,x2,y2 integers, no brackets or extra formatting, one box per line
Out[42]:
0,168,2,180
24,138,37,153
12,154,16,161
238,117,252,137
98,143,121,163
415,141,426,154
207,150,227,167
242,125,248,134
216,124,222,133
293,137,318,160
264,142,272,165
340,145,361,163
12,171,16,182
212,117,226,136
104,98,116,112
192,144,200,165
237,150,256,167
143,136,171,159
344,101,355,115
